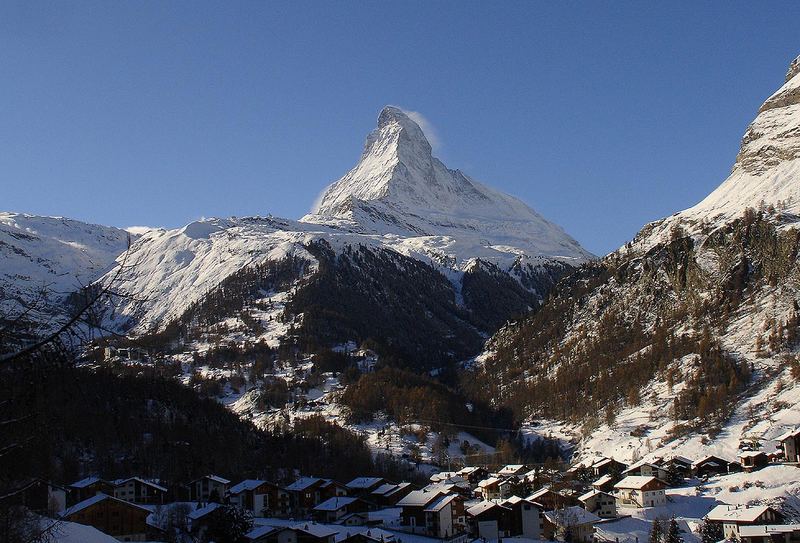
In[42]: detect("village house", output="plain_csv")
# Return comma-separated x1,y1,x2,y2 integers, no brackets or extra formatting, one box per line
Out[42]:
422,493,466,539
578,489,617,518
693,455,732,478
370,482,414,506
0,478,67,516
67,476,115,505
187,474,230,502
623,460,671,482
613,476,666,508
466,500,512,540
345,477,386,496
662,456,693,479
60,493,153,542
739,451,770,472
707,504,784,540
286,477,327,517
497,464,529,477
230,479,290,517
112,477,167,505
397,490,447,530
777,428,800,463
543,506,601,543
591,474,617,493
294,522,339,543
477,477,502,500
312,496,369,523
245,526,299,543
591,457,628,478
739,524,800,543
337,511,372,527
320,479,350,501
188,502,225,541
456,466,488,485
527,487,577,510
338,531,396,543
502,495,544,539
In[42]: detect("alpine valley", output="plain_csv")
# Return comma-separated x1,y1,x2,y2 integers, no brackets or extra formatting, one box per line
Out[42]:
4,52,800,521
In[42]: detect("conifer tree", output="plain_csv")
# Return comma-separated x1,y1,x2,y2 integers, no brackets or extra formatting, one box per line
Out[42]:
649,518,664,543
666,516,683,543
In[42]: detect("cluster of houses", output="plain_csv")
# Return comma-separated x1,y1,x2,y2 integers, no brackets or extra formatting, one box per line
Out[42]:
12,434,800,543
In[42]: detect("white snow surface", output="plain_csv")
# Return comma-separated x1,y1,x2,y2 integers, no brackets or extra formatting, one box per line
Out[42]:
0,212,134,319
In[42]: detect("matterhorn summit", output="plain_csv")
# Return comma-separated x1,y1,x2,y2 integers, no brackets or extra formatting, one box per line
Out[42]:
303,106,593,263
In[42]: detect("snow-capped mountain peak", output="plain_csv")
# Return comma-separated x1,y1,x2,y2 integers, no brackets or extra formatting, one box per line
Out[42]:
303,106,593,262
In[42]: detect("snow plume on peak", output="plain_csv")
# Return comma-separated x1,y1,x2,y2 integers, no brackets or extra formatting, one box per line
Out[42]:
302,106,593,264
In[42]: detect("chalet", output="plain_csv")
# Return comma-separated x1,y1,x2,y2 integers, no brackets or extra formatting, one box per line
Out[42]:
345,477,386,496
543,506,601,543
430,471,458,483
246,526,299,543
0,478,67,516
337,511,372,526
286,477,326,516
502,495,543,539
230,480,290,517
456,466,488,485
613,476,666,508
423,493,466,539
112,477,167,505
338,531,396,543
497,464,529,477
68,476,114,504
397,490,448,530
294,522,338,543
370,482,413,506
188,502,225,541
320,479,350,501
187,474,230,502
662,456,693,478
477,477,502,500
740,451,770,472
707,504,784,540
466,500,512,539
592,457,627,478
623,460,671,482
60,493,153,541
591,474,617,493
739,524,800,543
693,455,731,478
778,428,800,463
312,496,369,523
578,489,617,518
527,487,577,510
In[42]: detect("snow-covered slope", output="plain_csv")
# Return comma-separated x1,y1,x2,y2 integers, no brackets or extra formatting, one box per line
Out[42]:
477,53,800,467
638,54,800,250
0,212,133,321
303,106,592,263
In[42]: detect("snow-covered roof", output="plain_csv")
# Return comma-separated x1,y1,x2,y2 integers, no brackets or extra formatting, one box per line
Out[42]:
693,455,730,468
230,479,267,494
528,487,555,500
246,525,283,540
294,523,339,538
69,476,104,489
314,497,359,511
776,428,800,441
424,494,457,513
60,493,151,518
498,464,526,474
739,451,767,458
467,500,506,516
614,476,660,490
544,506,601,526
665,456,693,466
384,482,412,496
623,459,662,473
188,502,224,520
457,466,482,475
112,477,167,492
592,474,613,487
578,489,612,502
478,477,501,488
286,477,322,491
196,474,230,485
707,505,774,523
371,483,397,496
346,477,384,489
396,490,443,507
739,525,800,537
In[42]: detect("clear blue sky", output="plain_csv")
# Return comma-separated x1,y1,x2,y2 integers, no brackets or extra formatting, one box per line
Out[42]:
2,2,798,255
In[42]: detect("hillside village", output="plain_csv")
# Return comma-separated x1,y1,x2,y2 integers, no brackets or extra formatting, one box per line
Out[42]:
10,441,800,543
